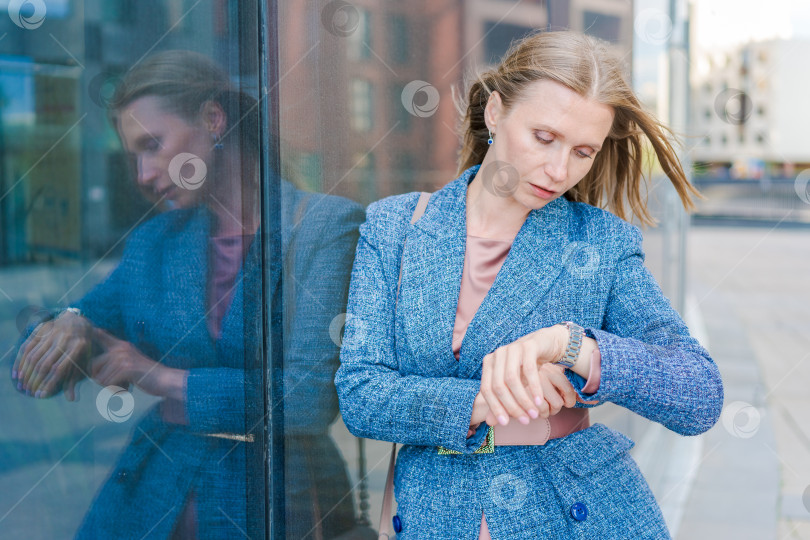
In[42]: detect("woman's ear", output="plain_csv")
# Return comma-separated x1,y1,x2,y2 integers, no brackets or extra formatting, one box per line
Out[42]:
201,100,227,137
484,91,504,132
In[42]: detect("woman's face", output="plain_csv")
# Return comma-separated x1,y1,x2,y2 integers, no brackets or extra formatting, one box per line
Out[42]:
484,79,615,211
117,96,215,209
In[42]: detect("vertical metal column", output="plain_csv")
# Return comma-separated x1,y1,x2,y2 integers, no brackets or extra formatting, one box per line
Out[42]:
258,0,285,537
669,0,691,314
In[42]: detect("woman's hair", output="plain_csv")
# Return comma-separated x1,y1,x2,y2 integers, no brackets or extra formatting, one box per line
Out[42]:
108,50,259,158
459,30,699,225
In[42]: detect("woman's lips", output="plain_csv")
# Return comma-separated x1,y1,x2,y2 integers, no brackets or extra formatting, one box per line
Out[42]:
529,183,556,200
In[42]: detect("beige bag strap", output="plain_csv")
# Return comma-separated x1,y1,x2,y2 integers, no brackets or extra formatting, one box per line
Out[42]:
378,191,431,539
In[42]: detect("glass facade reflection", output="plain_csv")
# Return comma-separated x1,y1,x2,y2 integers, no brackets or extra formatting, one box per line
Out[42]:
1,1,693,538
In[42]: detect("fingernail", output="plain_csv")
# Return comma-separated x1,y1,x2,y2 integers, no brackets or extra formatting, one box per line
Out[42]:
498,415,509,426
26,389,32,397
528,409,538,419
519,416,530,425
17,382,22,391
11,369,17,379
35,390,42,398
535,397,543,407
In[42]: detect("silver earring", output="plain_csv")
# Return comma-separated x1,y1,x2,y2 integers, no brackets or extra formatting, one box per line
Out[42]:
487,130,494,145
212,133,224,150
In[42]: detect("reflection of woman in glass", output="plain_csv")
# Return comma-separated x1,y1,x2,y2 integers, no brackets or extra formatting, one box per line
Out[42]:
13,51,364,538
336,31,723,539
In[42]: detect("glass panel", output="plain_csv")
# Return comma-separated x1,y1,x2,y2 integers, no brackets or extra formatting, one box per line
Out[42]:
1,2,267,538
274,1,703,538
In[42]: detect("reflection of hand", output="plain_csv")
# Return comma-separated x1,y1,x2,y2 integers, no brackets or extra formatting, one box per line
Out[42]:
479,325,575,426
90,328,185,400
12,311,93,401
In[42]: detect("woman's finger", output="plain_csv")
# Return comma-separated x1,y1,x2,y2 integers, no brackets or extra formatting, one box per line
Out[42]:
544,364,578,408
490,346,526,424
540,376,564,416
480,351,508,425
27,342,70,394
503,343,536,422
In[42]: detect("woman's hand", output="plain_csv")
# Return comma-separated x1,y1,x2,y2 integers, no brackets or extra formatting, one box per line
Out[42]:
479,325,574,425
470,362,577,438
89,328,186,399
12,311,93,400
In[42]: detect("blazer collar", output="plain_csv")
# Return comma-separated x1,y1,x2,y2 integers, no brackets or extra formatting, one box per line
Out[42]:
399,165,573,379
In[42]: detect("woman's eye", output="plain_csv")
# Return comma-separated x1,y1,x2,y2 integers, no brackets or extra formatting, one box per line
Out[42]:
535,132,553,144
575,149,593,159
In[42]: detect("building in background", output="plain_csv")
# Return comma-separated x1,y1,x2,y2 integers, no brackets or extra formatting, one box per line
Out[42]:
280,0,634,204
690,39,810,179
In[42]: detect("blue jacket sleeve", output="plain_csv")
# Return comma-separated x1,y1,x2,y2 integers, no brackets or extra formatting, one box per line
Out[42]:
334,201,488,454
567,226,724,436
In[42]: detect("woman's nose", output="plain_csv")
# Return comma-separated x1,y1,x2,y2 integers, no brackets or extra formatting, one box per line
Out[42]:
545,149,568,183
136,156,160,187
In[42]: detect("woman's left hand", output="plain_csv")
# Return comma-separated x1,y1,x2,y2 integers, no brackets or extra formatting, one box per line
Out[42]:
479,325,572,426
90,328,185,399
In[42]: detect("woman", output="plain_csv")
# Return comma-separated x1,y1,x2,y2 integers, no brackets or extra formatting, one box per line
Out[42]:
335,31,723,539
12,51,365,538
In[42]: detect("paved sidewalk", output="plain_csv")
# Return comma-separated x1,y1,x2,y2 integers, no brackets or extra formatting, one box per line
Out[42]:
676,225,810,539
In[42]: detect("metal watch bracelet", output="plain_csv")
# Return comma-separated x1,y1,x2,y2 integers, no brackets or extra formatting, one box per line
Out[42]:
555,321,584,368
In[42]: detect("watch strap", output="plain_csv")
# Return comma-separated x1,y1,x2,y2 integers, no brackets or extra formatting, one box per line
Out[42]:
556,321,583,368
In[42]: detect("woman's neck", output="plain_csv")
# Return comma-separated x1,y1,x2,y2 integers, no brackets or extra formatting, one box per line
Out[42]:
466,163,531,241
208,150,260,236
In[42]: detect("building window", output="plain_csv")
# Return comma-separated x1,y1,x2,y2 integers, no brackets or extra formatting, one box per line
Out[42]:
347,7,372,61
756,132,767,144
389,14,410,64
582,11,621,44
483,21,534,65
351,79,373,132
721,134,728,146
391,83,412,131
757,105,765,116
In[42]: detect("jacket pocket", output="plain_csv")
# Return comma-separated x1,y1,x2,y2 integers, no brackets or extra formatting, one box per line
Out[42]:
557,423,635,477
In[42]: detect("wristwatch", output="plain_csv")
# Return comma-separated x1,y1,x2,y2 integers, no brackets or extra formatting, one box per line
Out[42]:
555,321,584,368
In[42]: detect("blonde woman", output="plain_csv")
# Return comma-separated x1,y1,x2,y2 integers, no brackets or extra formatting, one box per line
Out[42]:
335,31,722,539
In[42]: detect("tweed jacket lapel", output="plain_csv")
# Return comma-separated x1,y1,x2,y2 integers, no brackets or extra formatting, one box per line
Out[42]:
398,177,468,377
398,166,573,380
160,208,215,357
456,196,571,379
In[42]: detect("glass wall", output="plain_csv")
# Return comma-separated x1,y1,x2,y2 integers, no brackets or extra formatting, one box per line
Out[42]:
0,1,273,538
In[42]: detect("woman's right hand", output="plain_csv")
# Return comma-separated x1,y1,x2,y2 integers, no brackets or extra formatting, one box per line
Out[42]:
470,363,576,436
12,311,93,400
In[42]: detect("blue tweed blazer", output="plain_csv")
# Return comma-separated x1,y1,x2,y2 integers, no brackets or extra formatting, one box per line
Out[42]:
58,181,365,539
335,165,724,539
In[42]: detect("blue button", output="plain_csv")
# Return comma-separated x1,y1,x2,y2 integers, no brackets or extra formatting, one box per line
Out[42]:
392,515,402,533
570,502,588,521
